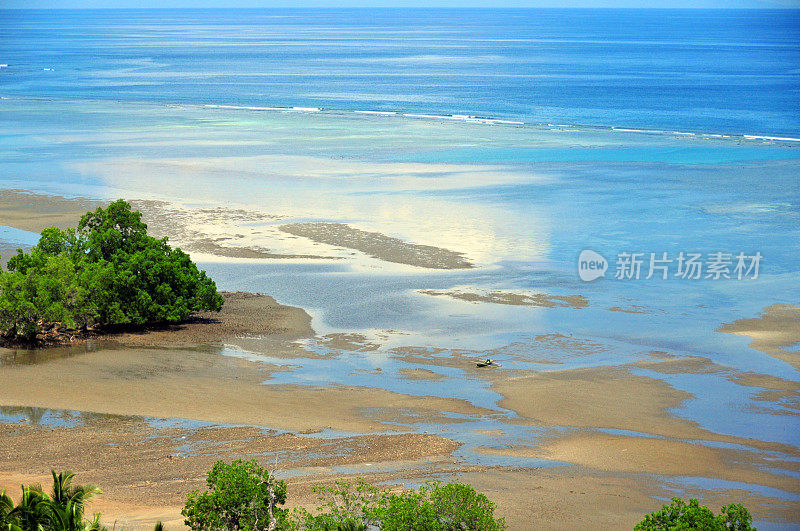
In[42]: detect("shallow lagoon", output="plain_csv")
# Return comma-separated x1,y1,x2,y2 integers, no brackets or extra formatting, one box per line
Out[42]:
0,96,798,473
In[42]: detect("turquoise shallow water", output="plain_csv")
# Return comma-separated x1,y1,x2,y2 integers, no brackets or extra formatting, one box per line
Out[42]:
0,97,798,454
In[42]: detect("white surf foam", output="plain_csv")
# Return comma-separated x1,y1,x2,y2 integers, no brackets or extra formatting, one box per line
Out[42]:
193,100,800,142
743,134,800,143
354,110,398,116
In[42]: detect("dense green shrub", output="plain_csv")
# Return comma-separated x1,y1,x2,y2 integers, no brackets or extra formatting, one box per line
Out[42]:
0,200,222,341
293,479,506,531
635,497,756,530
292,481,379,530
182,459,288,531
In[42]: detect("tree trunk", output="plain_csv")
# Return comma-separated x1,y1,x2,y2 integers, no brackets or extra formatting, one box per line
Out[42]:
266,478,277,531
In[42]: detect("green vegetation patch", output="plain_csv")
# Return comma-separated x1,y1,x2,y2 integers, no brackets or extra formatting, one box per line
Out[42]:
635,497,755,531
182,459,507,531
0,200,223,343
1,463,759,531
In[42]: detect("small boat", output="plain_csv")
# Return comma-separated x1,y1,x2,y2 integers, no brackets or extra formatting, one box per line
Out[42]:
476,358,495,368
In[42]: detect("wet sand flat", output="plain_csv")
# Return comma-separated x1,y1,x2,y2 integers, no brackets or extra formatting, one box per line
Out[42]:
731,371,800,409
279,222,473,269
0,416,462,529
418,289,588,308
105,291,314,346
457,466,800,531
719,304,800,370
495,366,695,438
2,322,800,527
482,432,799,494
5,327,799,527
0,189,103,233
3,417,797,531
0,346,489,434
0,190,333,262
1,188,798,527
493,363,799,455
0,292,486,432
128,200,336,261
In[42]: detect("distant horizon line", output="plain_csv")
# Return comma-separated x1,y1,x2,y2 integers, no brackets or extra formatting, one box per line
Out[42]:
2,6,799,10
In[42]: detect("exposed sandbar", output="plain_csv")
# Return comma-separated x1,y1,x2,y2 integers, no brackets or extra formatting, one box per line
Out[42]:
0,189,102,233
718,303,800,370
0,190,335,261
458,462,800,530
0,292,492,433
397,368,446,381
129,200,334,260
482,432,799,494
495,366,694,437
730,371,800,410
493,363,799,457
279,222,473,269
419,289,588,309
106,291,314,346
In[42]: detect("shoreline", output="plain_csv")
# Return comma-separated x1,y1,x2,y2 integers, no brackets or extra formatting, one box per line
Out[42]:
0,187,799,528
0,290,314,350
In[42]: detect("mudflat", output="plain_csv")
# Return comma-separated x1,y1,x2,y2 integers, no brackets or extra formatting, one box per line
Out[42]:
1,189,798,529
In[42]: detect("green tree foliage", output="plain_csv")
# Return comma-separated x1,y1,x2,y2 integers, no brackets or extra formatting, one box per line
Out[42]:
293,480,506,531
292,481,378,530
0,470,104,531
184,462,505,531
0,200,223,341
0,489,21,531
182,459,288,531
635,497,756,530
3,468,760,531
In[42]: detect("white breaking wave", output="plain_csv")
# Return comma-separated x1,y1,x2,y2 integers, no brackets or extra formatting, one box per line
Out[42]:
744,134,800,143
402,113,523,125
13,97,782,143
204,104,320,112
609,126,800,143
354,110,398,116
205,104,287,111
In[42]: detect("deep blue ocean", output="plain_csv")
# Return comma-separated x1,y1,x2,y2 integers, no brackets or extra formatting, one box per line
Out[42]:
1,8,799,137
